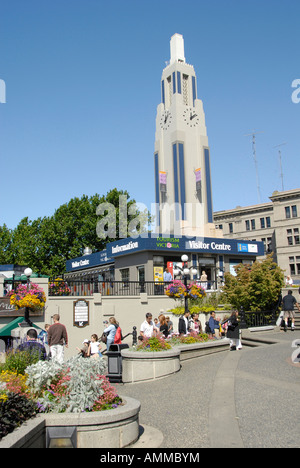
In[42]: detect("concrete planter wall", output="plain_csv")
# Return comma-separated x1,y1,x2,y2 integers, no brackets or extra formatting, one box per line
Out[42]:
121,339,230,383
177,338,230,361
0,396,140,449
121,348,181,384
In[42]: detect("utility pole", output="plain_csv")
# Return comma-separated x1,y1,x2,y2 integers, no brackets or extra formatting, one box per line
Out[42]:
273,143,287,191
245,131,264,203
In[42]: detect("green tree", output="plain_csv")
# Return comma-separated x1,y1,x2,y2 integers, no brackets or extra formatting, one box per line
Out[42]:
0,224,12,264
223,254,284,311
3,188,151,276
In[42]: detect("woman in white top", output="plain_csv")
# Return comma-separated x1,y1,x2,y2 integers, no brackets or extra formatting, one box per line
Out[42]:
88,334,100,356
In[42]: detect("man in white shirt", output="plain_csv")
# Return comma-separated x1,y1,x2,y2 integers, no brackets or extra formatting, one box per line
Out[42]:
140,313,158,338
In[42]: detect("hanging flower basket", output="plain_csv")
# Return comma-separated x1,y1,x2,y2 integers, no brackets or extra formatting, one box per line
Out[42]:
165,280,187,298
165,281,206,299
187,282,206,299
7,283,46,311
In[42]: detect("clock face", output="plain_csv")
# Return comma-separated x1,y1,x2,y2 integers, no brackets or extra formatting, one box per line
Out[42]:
183,107,200,127
160,110,172,130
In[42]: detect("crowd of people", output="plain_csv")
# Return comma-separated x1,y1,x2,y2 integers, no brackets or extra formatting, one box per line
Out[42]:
138,310,242,351
16,314,123,363
15,288,300,362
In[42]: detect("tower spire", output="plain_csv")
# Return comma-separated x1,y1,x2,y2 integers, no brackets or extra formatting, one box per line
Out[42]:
170,33,185,64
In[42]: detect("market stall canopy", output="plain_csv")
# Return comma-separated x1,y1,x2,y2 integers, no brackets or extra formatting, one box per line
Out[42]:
4,272,49,282
0,317,44,337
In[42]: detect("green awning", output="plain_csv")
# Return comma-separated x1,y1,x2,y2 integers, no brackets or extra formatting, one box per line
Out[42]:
4,272,49,282
0,317,24,336
0,318,43,337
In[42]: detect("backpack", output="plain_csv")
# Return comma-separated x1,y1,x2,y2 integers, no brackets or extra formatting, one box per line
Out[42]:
205,321,211,334
114,326,122,344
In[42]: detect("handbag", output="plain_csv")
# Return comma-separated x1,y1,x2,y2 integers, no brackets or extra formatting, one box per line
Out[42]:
101,332,108,343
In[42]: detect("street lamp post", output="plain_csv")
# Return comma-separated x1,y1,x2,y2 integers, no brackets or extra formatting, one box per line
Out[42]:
173,254,198,313
23,267,33,327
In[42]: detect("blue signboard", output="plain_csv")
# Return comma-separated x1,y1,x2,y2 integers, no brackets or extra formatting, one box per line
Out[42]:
106,235,264,258
66,250,113,272
66,236,264,272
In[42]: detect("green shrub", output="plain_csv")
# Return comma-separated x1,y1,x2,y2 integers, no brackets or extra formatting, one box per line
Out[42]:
1,349,41,375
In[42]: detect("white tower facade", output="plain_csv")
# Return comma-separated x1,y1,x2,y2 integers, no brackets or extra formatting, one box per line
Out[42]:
154,34,217,237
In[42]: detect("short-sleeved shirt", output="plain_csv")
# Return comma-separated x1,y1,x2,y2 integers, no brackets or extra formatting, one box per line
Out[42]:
282,294,297,311
140,320,154,338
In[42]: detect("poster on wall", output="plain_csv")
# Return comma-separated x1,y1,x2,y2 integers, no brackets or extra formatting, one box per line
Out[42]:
73,300,89,328
153,267,164,283
167,261,174,279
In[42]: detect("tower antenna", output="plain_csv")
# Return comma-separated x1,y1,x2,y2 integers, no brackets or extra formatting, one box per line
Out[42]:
245,130,264,203
273,142,287,191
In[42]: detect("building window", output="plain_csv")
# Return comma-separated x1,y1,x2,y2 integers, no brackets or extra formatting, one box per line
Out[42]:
229,223,233,233
287,229,293,245
297,256,300,275
251,219,256,230
245,220,250,231
267,237,272,253
260,218,265,229
266,217,271,228
177,71,181,94
285,206,291,219
294,228,300,245
120,268,130,283
289,257,296,276
292,205,298,218
137,266,145,284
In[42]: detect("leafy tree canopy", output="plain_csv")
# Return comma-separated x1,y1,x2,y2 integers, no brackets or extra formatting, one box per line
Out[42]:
223,254,284,311
0,189,151,276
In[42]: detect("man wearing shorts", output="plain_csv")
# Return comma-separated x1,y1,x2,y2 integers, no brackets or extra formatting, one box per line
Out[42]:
282,290,300,331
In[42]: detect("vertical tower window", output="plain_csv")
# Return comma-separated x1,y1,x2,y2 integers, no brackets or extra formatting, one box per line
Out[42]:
161,80,165,105
192,76,197,105
173,143,186,220
154,153,160,226
172,72,176,94
204,148,213,223
177,71,181,94
182,74,189,105
173,144,179,220
178,143,186,220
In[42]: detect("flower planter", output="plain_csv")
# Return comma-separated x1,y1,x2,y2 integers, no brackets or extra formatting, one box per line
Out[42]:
121,348,181,384
121,340,230,383
0,396,141,448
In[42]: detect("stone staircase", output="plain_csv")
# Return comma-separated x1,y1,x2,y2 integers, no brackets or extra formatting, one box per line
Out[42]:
241,333,279,348
279,306,300,331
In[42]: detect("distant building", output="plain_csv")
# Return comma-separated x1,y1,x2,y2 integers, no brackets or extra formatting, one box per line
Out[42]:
213,189,300,282
0,264,27,279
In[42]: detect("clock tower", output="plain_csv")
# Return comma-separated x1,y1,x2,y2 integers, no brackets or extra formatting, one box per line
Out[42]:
154,34,218,237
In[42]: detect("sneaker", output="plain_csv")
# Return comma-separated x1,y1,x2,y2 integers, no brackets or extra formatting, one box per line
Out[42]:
230,346,236,351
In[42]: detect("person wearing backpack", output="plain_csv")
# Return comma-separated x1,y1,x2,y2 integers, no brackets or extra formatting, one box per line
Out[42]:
103,317,119,351
114,323,123,344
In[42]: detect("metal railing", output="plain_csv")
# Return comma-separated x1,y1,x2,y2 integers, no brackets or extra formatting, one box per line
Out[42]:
240,306,278,329
48,278,218,297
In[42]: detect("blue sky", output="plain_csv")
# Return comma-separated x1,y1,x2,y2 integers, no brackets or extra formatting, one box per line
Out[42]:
1,0,299,230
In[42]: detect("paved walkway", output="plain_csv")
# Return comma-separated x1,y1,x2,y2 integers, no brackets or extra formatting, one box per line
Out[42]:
115,329,300,448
